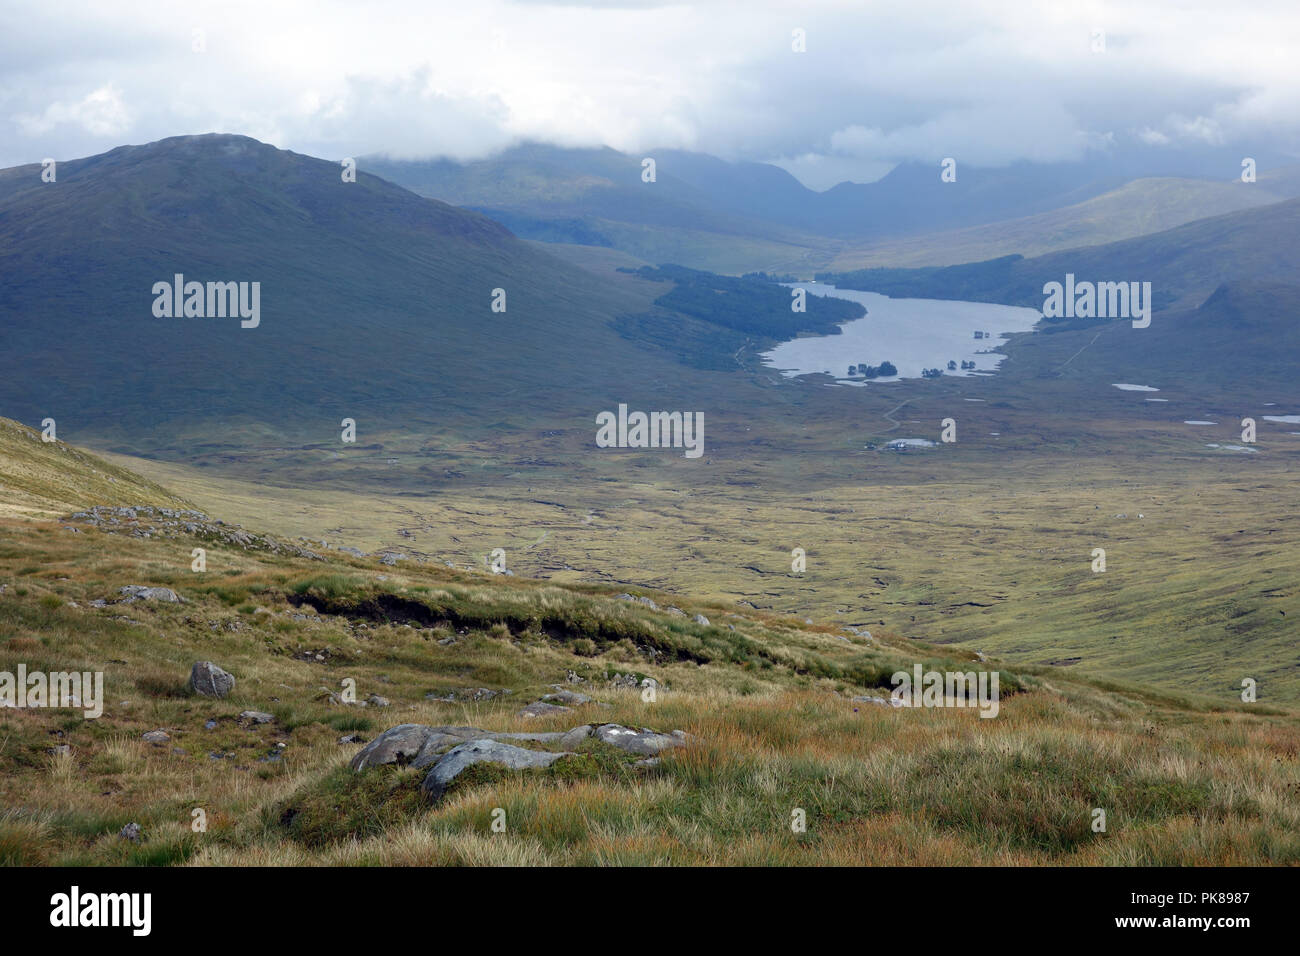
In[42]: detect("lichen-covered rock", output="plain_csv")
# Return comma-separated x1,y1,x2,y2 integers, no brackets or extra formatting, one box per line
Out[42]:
594,723,689,756
188,661,235,698
421,739,573,802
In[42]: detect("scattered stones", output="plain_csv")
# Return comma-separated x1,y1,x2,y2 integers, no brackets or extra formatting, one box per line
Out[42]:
118,585,182,604
421,739,574,802
594,724,688,756
564,670,586,684
67,506,322,560
188,661,235,699
47,744,71,757
119,823,142,842
614,593,658,611
425,687,510,702
141,730,170,744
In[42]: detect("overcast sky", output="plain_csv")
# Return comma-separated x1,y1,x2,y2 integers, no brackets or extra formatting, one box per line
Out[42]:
2,0,1296,189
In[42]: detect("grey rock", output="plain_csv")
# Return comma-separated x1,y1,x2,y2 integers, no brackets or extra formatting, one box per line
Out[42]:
614,593,658,611
559,725,594,749
594,723,688,756
119,823,142,842
664,606,687,617
692,613,710,626
349,724,495,771
365,694,391,707
239,710,275,724
540,690,590,706
421,739,573,802
118,585,182,604
188,661,235,698
518,701,573,719
338,733,368,744
141,730,170,743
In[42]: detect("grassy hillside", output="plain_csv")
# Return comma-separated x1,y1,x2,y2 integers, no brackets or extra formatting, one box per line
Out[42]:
821,196,1300,313
0,135,749,453
1,438,1296,866
0,417,189,520
827,176,1289,270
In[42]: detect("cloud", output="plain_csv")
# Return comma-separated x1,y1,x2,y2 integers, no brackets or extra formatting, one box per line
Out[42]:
0,0,1297,186
14,84,130,137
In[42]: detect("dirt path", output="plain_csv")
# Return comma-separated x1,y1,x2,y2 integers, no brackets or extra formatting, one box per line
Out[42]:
882,399,911,433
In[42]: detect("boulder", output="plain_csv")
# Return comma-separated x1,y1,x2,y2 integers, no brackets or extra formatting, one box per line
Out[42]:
540,690,590,706
141,730,170,743
421,739,573,802
188,661,235,698
693,613,710,626
594,723,689,756
239,710,275,724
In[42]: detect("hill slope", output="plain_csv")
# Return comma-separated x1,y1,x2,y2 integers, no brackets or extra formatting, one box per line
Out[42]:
821,196,1300,315
1,424,1296,866
827,176,1291,270
0,416,189,519
0,135,761,454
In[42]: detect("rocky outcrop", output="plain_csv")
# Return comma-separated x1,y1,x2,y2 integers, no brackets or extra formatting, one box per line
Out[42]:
594,724,689,756
67,506,323,560
421,739,574,801
353,721,682,801
118,585,183,604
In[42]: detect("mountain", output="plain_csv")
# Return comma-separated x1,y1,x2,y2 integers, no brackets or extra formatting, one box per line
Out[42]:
364,143,835,274
367,143,1300,274
820,195,1300,314
0,135,744,454
826,175,1298,270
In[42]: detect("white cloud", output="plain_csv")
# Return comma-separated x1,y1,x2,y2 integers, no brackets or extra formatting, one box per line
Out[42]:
14,84,130,137
1,0,1298,184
